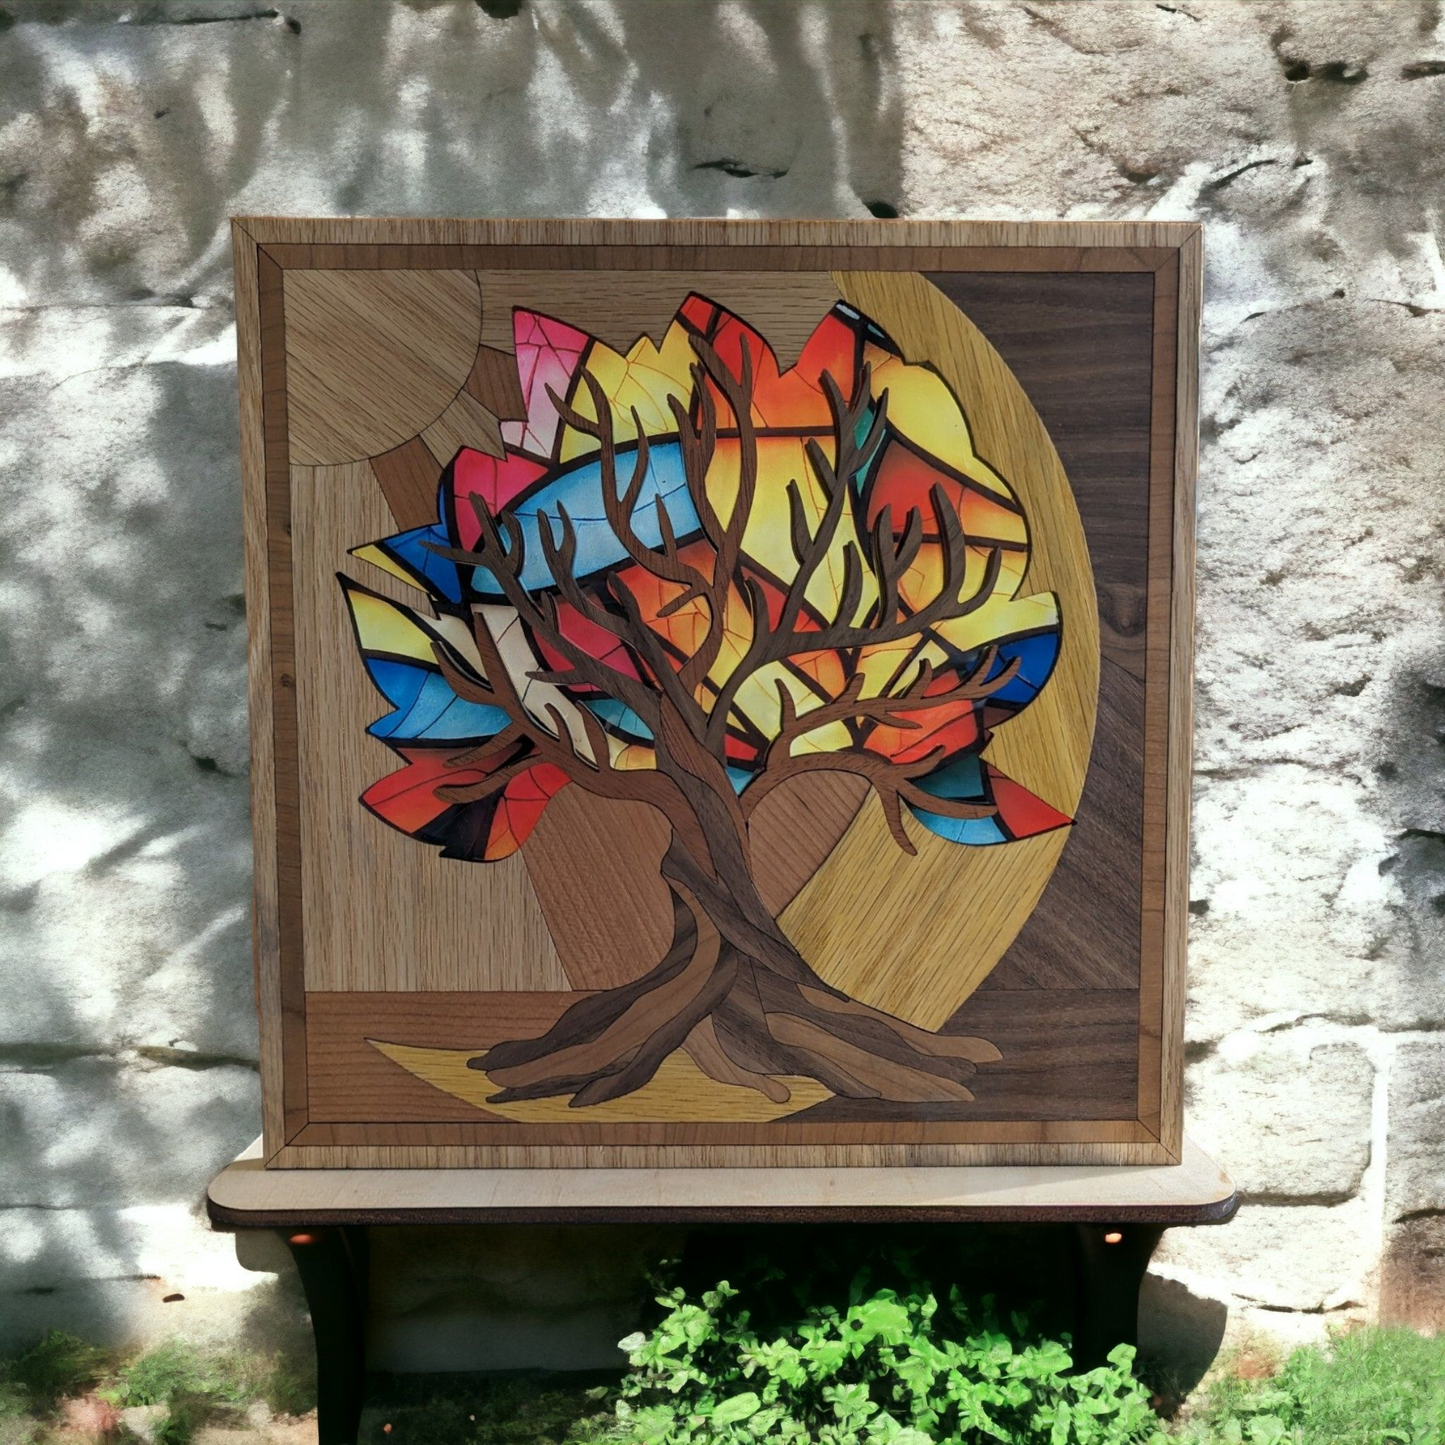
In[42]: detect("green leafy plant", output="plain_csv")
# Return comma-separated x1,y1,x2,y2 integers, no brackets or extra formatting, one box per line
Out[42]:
614,1268,1166,1444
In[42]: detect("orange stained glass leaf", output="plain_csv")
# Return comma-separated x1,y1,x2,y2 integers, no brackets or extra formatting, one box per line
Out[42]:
866,441,1027,549
362,746,499,835
865,698,981,766
989,765,1073,838
612,540,718,664
787,647,850,700
484,761,571,859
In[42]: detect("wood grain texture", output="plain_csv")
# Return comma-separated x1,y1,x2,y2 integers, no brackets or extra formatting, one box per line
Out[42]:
367,437,440,530
519,774,867,994
477,270,844,367
306,990,1133,1128
1160,232,1202,1161
289,461,568,993
256,249,309,1148
521,790,674,992
780,270,1100,1028
210,1132,1231,1223
1137,256,1178,1144
264,244,1176,275
376,1040,832,1125
465,343,528,419
929,272,1153,994
235,220,1202,1169
263,1128,1171,1170
797,990,1137,1124
236,216,1198,252
235,223,288,1162
419,386,504,466
282,267,481,464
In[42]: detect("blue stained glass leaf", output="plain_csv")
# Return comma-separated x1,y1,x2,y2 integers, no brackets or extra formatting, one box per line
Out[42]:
364,657,428,713
381,523,464,603
583,697,654,742
906,802,1007,847
726,765,755,794
464,441,698,597
367,667,510,742
906,752,1005,845
987,630,1059,707
910,751,987,803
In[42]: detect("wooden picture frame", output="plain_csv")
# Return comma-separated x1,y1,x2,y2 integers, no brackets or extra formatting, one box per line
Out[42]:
235,218,1199,1170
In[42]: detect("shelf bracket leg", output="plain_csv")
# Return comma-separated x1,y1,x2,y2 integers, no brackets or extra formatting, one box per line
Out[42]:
284,1225,369,1445
1070,1223,1164,1370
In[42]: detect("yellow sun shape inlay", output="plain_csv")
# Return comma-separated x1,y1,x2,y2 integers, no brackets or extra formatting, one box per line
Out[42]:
369,1040,831,1124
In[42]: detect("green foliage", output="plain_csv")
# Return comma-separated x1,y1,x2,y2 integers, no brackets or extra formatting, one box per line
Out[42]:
1175,1327,1445,1445
103,1338,316,1444
614,1262,1167,1445
0,1333,107,1419
0,1332,315,1445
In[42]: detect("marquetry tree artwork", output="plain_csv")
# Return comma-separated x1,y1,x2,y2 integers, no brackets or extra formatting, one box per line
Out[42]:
237,218,1199,1168
339,296,1069,1109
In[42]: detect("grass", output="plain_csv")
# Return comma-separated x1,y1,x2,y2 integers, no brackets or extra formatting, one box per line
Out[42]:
0,1332,315,1444
0,1333,108,1420
1173,1326,1445,1445
2,1324,1443,1443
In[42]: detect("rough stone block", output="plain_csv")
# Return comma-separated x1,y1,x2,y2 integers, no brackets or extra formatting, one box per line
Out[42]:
0,1055,258,1208
1184,1037,1373,1202
0,1202,270,1351
1380,1215,1445,1332
1385,1039,1445,1220
1378,1039,1445,1327
1155,1199,1373,1315
366,1224,686,1372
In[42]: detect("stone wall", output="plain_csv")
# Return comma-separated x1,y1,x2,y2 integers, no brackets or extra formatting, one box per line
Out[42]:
1,0,1441,1369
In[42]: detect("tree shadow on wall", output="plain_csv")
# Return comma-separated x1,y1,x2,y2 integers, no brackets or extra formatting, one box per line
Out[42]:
0,1,905,308
0,0,906,1351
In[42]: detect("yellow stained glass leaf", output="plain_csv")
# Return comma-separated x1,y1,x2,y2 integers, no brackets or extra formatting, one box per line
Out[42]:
350,543,424,591
866,349,1013,501
932,592,1060,657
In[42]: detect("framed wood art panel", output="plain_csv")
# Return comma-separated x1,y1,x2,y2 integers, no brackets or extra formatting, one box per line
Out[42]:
234,218,1200,1170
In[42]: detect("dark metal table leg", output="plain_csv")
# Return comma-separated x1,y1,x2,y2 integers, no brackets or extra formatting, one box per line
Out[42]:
1070,1223,1164,1369
285,1226,368,1445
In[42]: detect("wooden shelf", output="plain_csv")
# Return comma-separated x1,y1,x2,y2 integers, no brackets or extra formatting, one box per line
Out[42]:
207,1134,1233,1228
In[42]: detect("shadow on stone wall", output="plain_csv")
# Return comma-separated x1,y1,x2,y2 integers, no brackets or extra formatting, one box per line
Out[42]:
0,0,904,1355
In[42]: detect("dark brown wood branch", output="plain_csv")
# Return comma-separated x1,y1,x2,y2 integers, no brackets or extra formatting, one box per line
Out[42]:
757,644,1021,777
428,618,717,870
541,374,721,741
672,335,759,694
701,368,891,750
426,497,661,726
740,745,998,854
547,373,705,594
